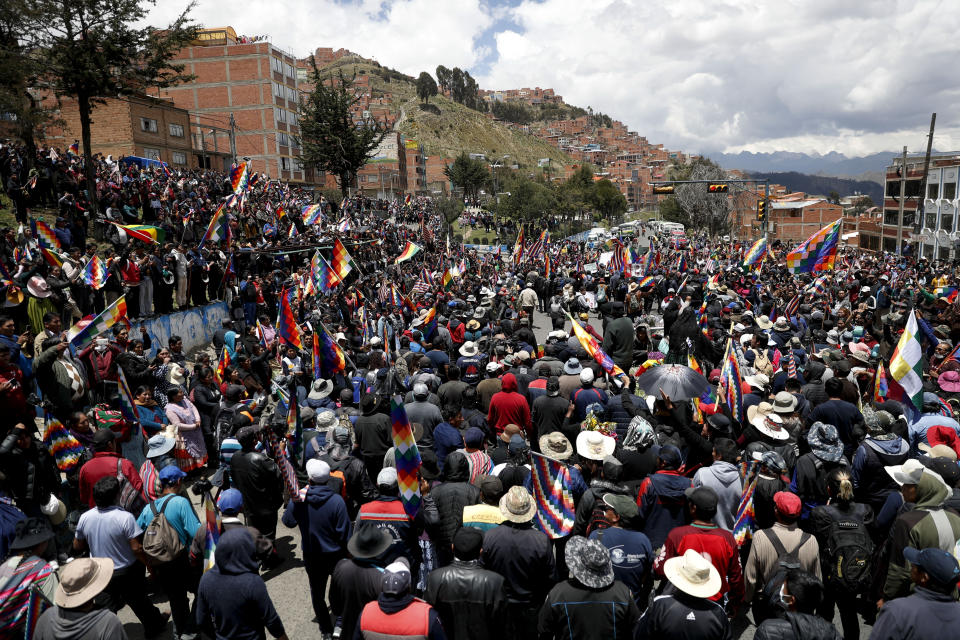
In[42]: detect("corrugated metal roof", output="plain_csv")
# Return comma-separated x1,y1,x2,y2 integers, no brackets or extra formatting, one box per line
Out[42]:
770,199,825,209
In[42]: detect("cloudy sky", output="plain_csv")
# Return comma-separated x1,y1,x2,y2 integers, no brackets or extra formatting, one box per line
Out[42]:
147,0,960,158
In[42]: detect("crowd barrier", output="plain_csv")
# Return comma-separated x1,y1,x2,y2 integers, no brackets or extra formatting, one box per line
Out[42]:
131,301,229,355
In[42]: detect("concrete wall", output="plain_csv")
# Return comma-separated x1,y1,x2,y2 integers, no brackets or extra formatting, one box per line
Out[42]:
132,301,229,355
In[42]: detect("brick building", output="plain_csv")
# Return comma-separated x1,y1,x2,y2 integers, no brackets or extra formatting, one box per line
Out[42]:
159,27,310,182
767,199,843,243
356,132,406,197
44,93,206,168
881,152,960,259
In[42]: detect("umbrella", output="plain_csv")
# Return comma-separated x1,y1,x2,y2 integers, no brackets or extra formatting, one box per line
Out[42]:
635,364,711,401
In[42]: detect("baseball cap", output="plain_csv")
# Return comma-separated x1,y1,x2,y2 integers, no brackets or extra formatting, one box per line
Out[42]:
381,559,412,595
903,547,960,586
306,458,330,483
657,444,682,469
773,491,801,517
158,465,187,486
602,493,638,519
377,467,398,487
464,427,485,448
216,488,243,515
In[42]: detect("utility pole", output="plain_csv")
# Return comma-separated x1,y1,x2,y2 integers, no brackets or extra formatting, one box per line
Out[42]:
229,113,238,165
896,146,907,254
916,113,937,239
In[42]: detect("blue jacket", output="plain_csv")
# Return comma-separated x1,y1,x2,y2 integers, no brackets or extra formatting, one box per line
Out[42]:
870,586,960,640
637,470,691,549
282,483,350,556
908,413,960,454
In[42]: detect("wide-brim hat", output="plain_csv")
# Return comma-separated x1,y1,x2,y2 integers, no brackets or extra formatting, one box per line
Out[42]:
26,276,52,299
628,282,640,293
772,391,798,414
576,430,615,461
756,315,773,330
565,535,614,589
663,549,722,599
773,318,790,331
347,524,394,559
146,434,176,458
473,307,487,319
938,370,960,393
807,422,844,462
539,432,573,460
459,341,479,357
563,358,583,375
744,373,769,388
9,517,54,551
308,379,334,400
499,485,537,523
54,557,114,608
465,319,481,331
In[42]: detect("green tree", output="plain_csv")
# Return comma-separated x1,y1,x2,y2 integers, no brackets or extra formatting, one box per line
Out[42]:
298,65,389,198
828,190,841,204
27,0,197,212
496,174,558,223
443,153,490,200
415,71,437,104
435,195,464,231
435,65,450,93
591,179,627,222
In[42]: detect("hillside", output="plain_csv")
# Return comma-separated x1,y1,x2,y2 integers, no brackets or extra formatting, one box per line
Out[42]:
747,171,883,204
318,56,571,169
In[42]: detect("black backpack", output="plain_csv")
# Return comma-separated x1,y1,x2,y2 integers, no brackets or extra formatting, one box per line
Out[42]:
758,529,811,621
820,505,874,593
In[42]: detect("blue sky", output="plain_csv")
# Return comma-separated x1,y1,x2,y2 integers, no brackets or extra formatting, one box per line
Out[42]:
147,0,960,157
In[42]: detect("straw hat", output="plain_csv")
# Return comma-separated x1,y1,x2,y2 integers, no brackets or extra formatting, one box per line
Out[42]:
499,485,537,523
663,549,722,598
54,557,114,608
576,431,616,461
539,432,573,460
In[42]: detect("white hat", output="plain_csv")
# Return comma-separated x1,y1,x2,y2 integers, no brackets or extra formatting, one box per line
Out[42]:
459,341,479,357
308,379,334,400
739,334,752,346
576,431,615,461
744,373,769,388
306,458,330,483
579,368,595,384
377,467,398,486
758,314,774,330
884,458,926,486
663,549,722,598
485,361,502,373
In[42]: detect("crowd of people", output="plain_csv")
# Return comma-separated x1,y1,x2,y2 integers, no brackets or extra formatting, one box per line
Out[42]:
1,140,960,640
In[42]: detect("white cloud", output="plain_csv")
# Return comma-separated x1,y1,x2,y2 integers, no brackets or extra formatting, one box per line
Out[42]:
145,0,960,156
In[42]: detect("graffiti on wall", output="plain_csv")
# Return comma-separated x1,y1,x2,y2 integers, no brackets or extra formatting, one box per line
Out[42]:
132,301,229,355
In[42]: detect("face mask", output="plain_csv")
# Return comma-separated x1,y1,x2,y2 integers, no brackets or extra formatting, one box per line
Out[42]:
778,584,793,607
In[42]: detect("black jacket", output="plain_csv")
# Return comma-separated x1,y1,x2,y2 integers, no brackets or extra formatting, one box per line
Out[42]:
754,611,843,640
330,557,383,640
482,521,556,605
427,453,480,549
538,578,639,640
230,450,284,518
635,591,731,640
425,560,505,640
870,586,960,640
353,411,393,456
572,479,633,537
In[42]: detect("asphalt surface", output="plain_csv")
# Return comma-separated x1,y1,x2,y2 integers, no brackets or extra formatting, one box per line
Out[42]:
116,230,872,639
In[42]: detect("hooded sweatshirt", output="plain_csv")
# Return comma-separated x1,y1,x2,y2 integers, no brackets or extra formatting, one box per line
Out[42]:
33,606,125,640
281,483,351,557
883,472,960,600
694,461,743,531
487,373,531,436
196,528,286,640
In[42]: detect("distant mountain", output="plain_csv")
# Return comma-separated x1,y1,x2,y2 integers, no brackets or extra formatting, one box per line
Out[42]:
713,150,896,178
747,171,883,205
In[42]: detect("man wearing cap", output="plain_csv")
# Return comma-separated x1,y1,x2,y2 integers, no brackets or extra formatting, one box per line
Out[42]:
136,465,201,638
850,409,909,514
476,363,502,412
425,527,506,640
281,458,350,636
538,535,640,639
74,476,168,636
189,488,274,568
404,383,443,441
636,549,730,640
744,491,821,621
635,444,692,550
807,378,865,458
32,557,125,640
231,426,285,541
330,524,394,640
882,458,960,602
572,368,608,421
590,494,653,608
483,485,556,639
358,559,445,640
872,548,960,639
78,428,144,509
603,301,635,375
356,466,424,582
656,486,744,611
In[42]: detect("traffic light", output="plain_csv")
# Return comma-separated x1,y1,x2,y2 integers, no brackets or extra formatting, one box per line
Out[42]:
707,183,729,193
652,184,675,194
756,198,768,223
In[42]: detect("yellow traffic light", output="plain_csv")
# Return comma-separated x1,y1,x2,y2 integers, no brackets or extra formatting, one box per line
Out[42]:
707,184,729,193
756,198,767,222
653,184,675,194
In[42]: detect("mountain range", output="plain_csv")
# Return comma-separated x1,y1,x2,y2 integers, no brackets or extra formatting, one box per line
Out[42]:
745,171,884,205
711,150,897,179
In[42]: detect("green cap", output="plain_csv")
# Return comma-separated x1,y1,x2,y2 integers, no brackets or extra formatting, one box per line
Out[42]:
603,493,638,519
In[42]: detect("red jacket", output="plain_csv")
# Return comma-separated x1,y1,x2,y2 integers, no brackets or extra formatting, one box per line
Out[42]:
654,522,744,604
78,452,144,508
487,373,531,435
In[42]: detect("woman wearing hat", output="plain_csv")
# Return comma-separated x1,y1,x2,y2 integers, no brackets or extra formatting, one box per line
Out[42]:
164,387,208,473
0,518,59,633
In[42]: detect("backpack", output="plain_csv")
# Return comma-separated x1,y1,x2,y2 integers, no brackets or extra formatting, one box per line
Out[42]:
142,496,185,563
758,528,811,620
750,349,774,377
214,403,237,450
820,505,874,593
115,459,147,516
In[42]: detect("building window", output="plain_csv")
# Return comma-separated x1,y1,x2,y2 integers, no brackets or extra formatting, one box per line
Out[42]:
296,67,308,82
285,86,297,102
277,132,289,147
274,107,287,124
280,157,291,171
905,180,921,198
141,118,158,133
169,123,184,137
143,147,161,160
273,82,283,98
926,211,937,229
271,57,283,73
882,237,897,253
172,151,187,165
945,183,957,200
903,210,916,228
883,209,899,225
928,183,939,199
941,213,954,232
284,63,295,79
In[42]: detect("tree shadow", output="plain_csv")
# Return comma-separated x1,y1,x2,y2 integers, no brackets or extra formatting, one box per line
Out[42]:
419,104,441,116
